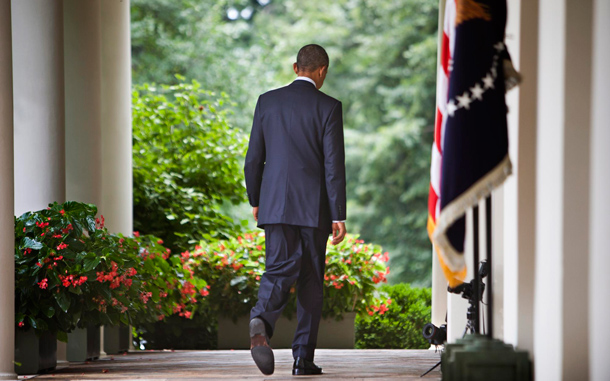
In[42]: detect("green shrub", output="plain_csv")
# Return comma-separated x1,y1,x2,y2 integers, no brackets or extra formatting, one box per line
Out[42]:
355,283,431,349
134,232,393,349
14,201,205,340
186,231,390,321
132,76,247,253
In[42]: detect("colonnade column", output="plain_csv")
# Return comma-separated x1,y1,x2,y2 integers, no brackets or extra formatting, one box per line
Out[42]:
64,0,103,208
502,0,538,353
0,2,15,379
588,0,610,379
100,0,134,353
534,0,593,379
11,0,67,366
11,0,65,215
101,0,133,236
64,0,104,356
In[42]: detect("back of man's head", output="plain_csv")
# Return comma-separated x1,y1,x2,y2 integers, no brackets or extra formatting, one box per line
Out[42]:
296,44,329,73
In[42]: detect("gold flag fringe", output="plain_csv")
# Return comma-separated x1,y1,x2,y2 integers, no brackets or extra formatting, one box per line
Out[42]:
431,154,512,287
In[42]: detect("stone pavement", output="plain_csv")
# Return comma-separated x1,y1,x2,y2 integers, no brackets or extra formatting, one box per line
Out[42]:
30,349,442,380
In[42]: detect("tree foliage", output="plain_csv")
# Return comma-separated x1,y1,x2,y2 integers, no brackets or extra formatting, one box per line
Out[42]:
131,0,438,285
132,78,247,252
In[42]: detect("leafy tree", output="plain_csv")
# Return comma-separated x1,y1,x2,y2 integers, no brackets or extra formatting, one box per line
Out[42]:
131,0,438,285
132,77,247,252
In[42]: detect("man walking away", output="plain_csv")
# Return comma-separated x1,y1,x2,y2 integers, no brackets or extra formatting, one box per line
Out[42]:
244,44,347,376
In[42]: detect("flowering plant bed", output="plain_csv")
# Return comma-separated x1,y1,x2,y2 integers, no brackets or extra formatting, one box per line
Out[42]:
183,231,391,321
14,201,206,341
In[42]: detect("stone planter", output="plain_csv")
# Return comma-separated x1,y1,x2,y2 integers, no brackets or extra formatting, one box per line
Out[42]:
103,325,130,354
67,325,100,362
218,312,356,349
14,330,57,375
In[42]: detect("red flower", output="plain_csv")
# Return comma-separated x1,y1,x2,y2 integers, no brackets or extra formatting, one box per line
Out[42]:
133,231,140,237
38,278,49,289
200,289,209,297
378,304,389,315
184,311,192,319
36,262,42,267
56,242,68,250
60,209,65,215
157,239,164,244
256,245,262,251
18,321,25,327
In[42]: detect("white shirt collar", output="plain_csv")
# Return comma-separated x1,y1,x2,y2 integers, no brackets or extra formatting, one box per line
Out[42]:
295,76,317,87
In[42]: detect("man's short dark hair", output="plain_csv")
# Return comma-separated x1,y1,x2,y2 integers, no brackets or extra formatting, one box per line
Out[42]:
296,44,329,72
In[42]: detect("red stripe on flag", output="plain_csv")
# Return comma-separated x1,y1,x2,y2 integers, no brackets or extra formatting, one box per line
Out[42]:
435,108,443,153
441,32,450,75
428,184,438,221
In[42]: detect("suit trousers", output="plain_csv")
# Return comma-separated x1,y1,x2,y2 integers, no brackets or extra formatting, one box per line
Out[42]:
250,224,328,361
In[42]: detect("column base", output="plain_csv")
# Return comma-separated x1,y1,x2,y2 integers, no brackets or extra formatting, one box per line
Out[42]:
0,372,17,380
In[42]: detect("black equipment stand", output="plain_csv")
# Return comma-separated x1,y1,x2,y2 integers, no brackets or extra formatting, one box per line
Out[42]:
421,195,493,378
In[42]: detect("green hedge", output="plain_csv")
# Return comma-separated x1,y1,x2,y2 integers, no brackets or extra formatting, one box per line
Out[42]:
355,283,431,349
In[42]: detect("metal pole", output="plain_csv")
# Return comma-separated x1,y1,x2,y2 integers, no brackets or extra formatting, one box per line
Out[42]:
472,205,480,334
486,195,493,338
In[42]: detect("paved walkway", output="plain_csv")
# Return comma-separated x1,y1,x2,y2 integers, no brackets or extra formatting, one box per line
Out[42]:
31,349,442,380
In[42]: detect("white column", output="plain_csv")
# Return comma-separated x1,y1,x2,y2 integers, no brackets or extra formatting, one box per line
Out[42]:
535,0,593,379
64,0,105,357
100,0,133,235
11,0,65,215
588,0,610,380
502,0,538,354
0,2,16,379
490,188,503,339
64,0,103,208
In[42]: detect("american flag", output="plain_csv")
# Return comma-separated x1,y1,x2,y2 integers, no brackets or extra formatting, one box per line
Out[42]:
428,0,512,287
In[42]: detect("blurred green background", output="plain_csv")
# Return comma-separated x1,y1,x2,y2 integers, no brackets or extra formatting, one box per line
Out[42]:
131,0,438,287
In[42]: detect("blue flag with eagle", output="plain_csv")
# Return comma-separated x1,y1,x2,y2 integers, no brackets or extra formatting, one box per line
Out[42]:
431,0,512,286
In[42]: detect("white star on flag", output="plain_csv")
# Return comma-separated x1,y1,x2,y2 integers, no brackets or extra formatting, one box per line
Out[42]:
447,100,458,117
470,83,484,100
456,93,472,110
483,74,495,89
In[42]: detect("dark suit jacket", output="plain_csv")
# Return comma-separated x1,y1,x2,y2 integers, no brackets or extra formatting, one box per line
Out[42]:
244,79,346,233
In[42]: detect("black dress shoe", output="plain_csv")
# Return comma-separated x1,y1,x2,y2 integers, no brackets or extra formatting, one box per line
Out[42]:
250,318,274,375
292,357,322,375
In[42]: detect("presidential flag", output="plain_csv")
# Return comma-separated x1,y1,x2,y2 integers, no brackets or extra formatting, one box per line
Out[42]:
429,0,512,287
